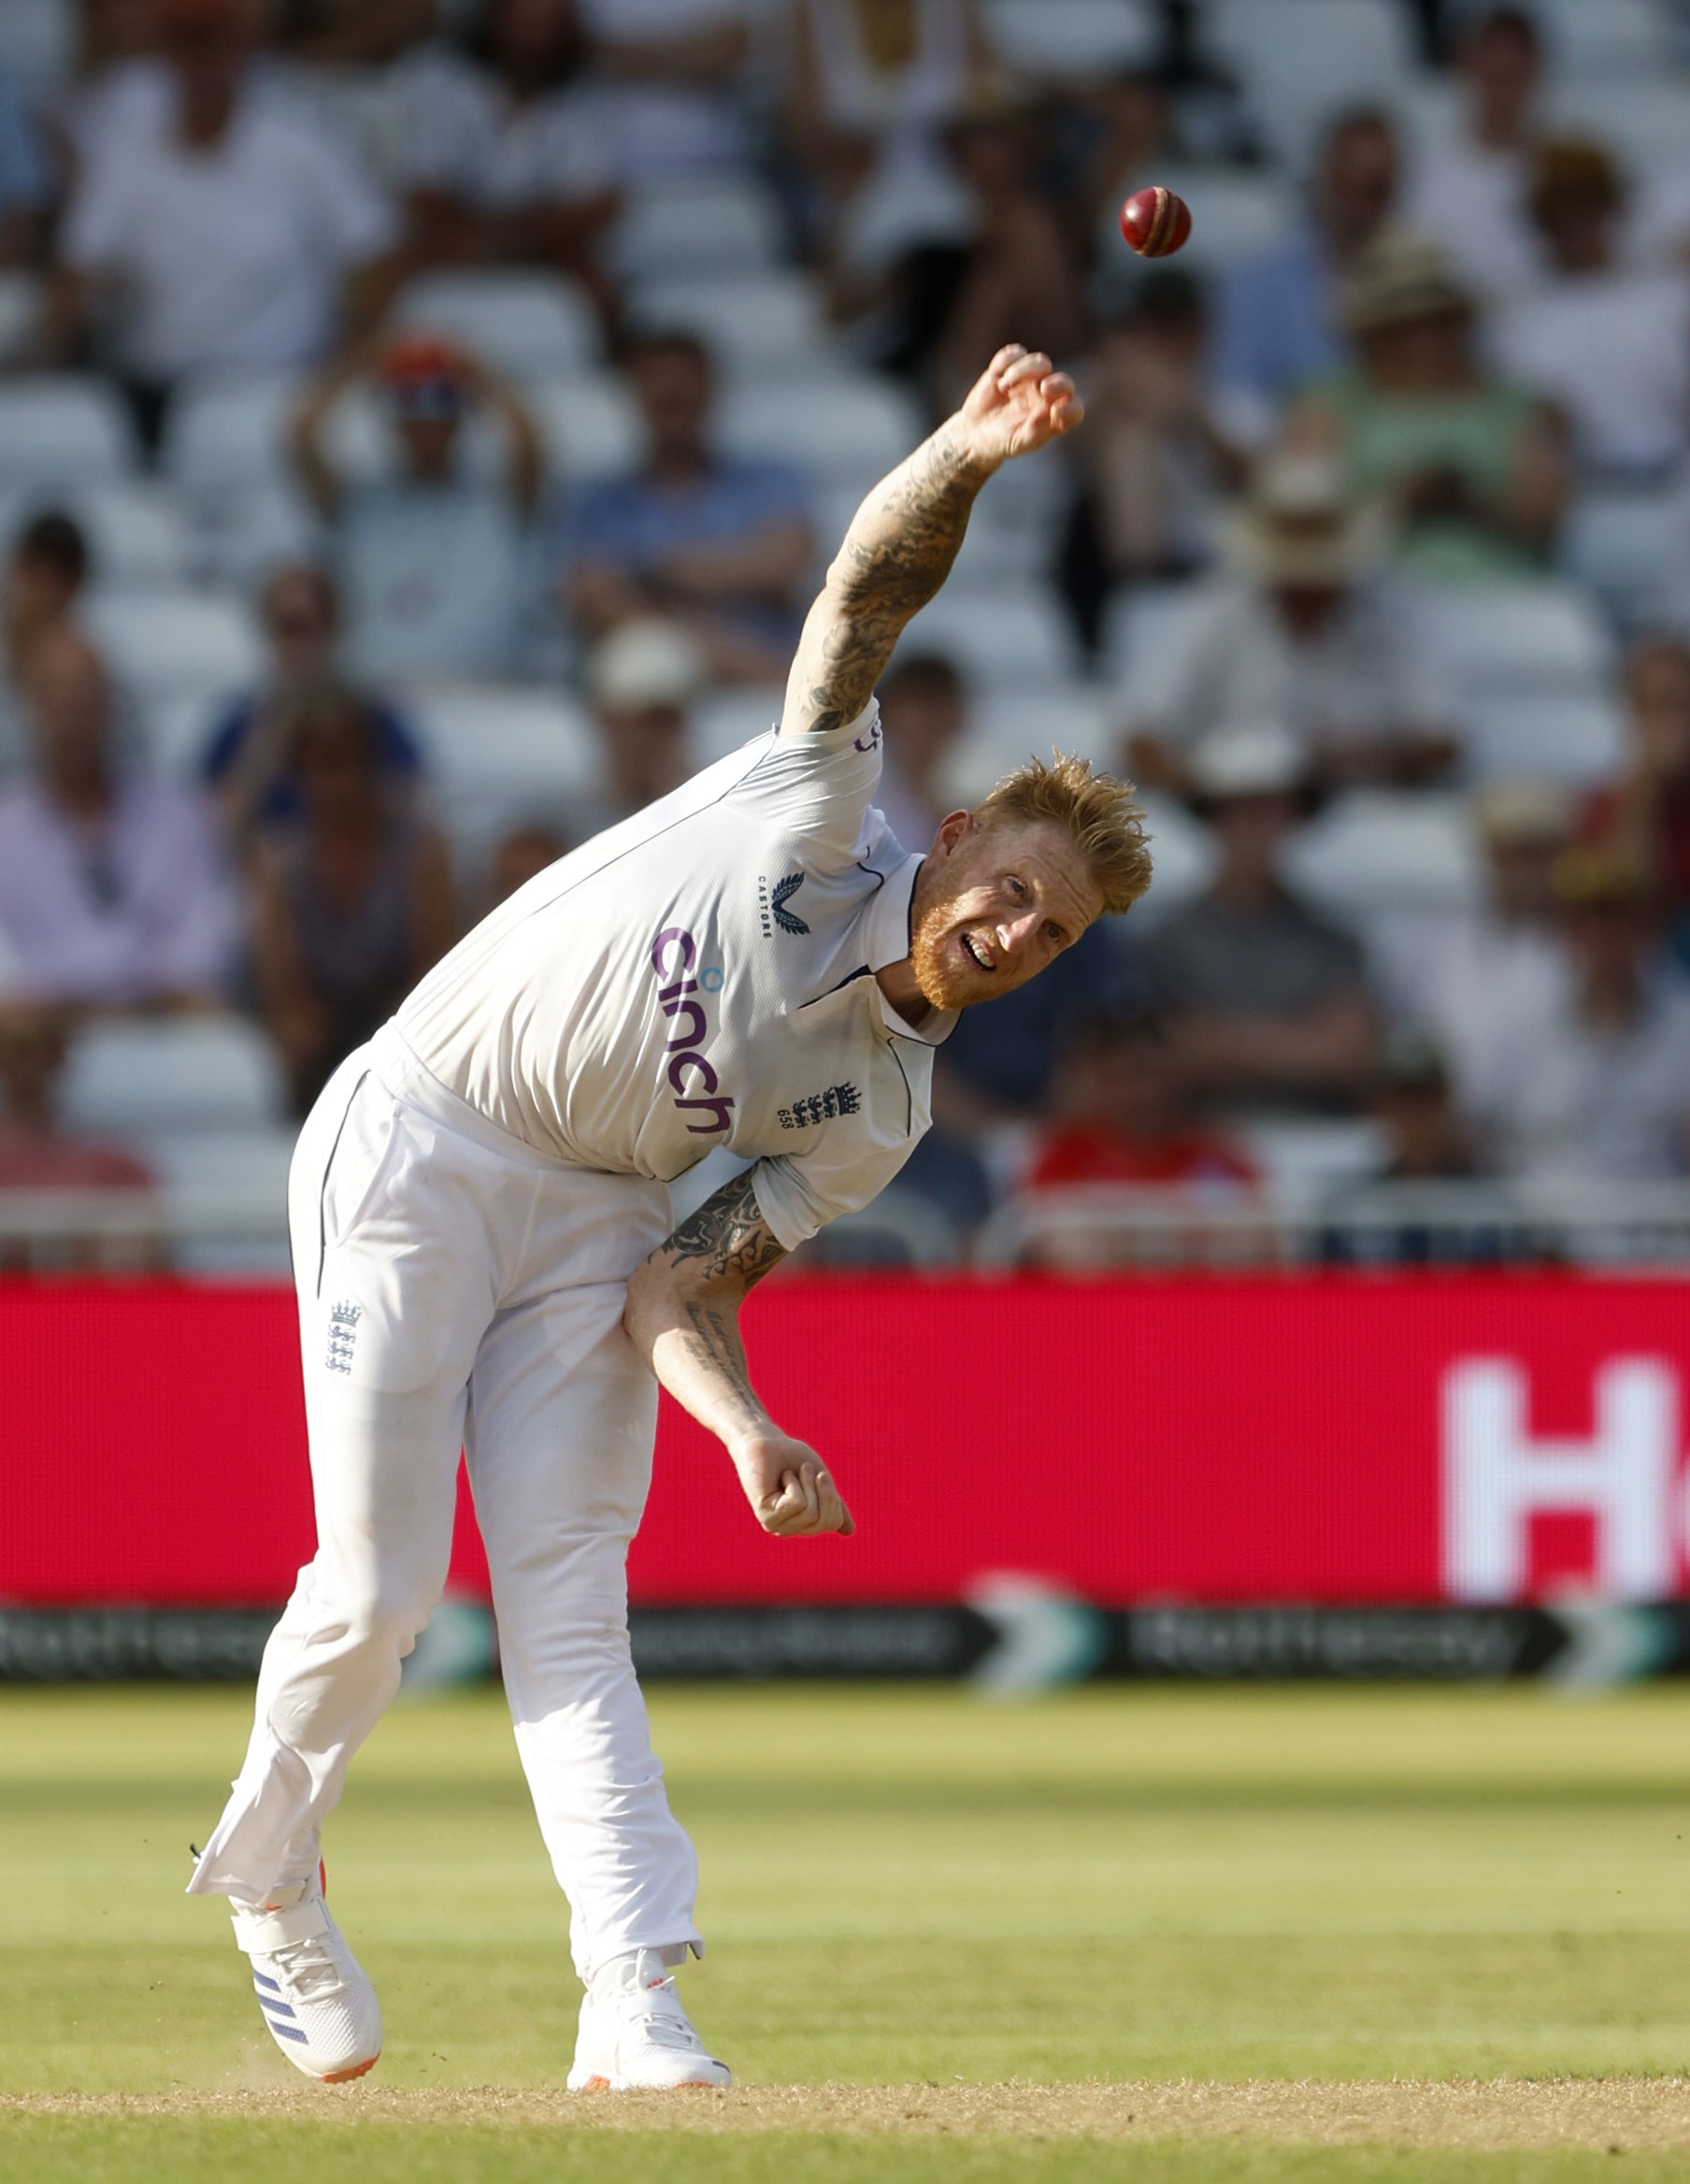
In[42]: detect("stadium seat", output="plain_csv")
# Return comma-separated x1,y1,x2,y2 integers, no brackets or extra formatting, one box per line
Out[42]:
1526,0,1673,76
164,373,300,497
394,271,602,380
139,689,225,775
1287,792,1483,917
85,589,264,699
1100,581,1215,699
525,375,647,481
0,0,73,84
403,682,602,841
0,377,137,486
60,1017,289,1136
148,1128,296,1274
1209,0,1417,165
983,0,1159,75
692,687,782,766
1420,582,1613,697
612,175,785,280
1236,1117,1388,1215
1465,691,1628,785
1093,166,1298,287
627,270,831,376
1563,483,1683,630
1548,79,1690,176
1125,791,1217,925
899,585,1081,687
718,373,926,492
937,685,1118,805
0,271,41,362
0,481,191,585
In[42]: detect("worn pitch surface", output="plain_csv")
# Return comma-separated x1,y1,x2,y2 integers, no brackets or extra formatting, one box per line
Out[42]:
4,1682,1690,2177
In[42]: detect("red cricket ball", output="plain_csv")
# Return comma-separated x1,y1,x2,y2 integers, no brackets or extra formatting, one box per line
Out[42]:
1119,185,1193,258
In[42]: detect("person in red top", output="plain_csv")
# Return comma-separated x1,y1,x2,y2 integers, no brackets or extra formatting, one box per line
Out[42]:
1582,636,1690,941
1026,1009,1259,1193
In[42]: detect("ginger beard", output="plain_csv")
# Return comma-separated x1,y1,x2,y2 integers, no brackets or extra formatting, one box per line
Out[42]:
908,855,1013,1012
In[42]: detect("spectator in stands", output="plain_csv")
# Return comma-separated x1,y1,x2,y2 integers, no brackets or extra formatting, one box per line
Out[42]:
1124,449,1459,796
0,627,236,1009
392,0,620,321
0,995,155,1192
560,329,814,685
200,563,422,845
0,510,92,772
579,0,755,179
1293,228,1567,582
1477,848,1690,1182
0,69,48,268
1143,723,1377,1114
1059,270,1243,656
1024,1009,1259,1194
291,334,544,682
1495,139,1690,482
784,0,993,260
873,650,966,854
1360,1032,1476,1181
485,819,569,911
267,0,437,65
1379,778,1574,1130
251,683,455,1113
924,103,1086,416
1402,5,1544,305
576,616,703,837
44,0,404,450
1210,107,1400,442
1581,637,1690,951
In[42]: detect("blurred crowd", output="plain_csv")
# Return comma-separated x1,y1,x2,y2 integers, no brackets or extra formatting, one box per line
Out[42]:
5,0,1690,1267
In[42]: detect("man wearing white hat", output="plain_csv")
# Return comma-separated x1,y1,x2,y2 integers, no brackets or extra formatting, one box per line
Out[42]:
1124,450,1459,797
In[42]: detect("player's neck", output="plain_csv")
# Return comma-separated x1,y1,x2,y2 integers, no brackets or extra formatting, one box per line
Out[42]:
874,957,934,1030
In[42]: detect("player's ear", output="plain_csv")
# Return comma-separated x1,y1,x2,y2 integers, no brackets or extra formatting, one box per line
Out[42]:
930,809,975,861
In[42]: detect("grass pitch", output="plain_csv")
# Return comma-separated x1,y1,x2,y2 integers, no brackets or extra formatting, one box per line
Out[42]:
3,1680,1690,2180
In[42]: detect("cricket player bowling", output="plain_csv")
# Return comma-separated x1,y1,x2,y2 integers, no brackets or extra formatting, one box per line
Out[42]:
187,346,1152,2088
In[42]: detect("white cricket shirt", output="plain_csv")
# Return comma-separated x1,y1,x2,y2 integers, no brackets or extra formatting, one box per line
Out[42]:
394,702,952,1248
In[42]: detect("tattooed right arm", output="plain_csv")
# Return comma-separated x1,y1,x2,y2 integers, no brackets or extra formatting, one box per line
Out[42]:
623,1169,853,1536
779,345,1082,740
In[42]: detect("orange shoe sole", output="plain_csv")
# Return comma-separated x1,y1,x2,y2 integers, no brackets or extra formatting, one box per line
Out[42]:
317,2053,380,2084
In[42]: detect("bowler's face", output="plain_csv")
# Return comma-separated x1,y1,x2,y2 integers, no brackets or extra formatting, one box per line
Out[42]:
910,817,1101,1010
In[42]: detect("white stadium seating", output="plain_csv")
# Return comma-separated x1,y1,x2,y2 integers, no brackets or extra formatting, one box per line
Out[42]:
0,481,191,586
984,0,1159,75
402,681,601,841
1288,792,1483,917
1209,0,1416,166
0,378,136,486
60,1017,288,1137
0,0,73,85
1547,79,1690,177
1563,484,1684,630
394,271,602,381
612,175,785,280
1464,691,1629,785
718,373,926,492
900,585,1081,688
1527,0,1674,76
1419,582,1614,697
627,270,832,376
85,589,264,700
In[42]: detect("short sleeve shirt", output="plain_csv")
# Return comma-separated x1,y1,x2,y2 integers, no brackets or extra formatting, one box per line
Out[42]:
391,50,614,208
394,704,955,1248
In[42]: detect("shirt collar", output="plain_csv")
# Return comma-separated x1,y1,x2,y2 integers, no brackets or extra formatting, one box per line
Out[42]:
863,851,956,1048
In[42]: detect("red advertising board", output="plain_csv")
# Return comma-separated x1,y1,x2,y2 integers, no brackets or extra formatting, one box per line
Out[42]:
4,1275,1687,1608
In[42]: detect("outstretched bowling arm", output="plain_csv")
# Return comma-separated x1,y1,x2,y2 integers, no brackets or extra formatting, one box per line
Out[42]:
779,345,1082,741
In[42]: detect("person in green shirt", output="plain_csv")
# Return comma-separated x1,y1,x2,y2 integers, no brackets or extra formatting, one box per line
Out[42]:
1290,227,1567,582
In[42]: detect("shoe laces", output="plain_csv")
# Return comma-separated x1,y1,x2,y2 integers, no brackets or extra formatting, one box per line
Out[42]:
266,1931,346,2005
602,1966,701,2052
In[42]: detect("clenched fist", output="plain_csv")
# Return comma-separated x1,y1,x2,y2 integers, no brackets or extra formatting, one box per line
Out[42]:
731,1430,854,1537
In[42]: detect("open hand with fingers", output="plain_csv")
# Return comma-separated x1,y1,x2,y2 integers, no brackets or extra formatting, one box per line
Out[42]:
957,344,1084,468
731,1429,855,1537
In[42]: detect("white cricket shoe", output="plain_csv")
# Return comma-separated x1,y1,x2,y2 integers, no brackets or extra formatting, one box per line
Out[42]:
230,1872,382,2082
566,1948,731,2091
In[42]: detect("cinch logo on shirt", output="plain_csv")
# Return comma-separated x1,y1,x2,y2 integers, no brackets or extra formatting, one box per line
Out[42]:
651,927,735,1137
758,871,809,938
778,1084,860,1129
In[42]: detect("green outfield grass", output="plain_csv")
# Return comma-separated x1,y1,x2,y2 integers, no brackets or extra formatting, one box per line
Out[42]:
3,1680,1690,2181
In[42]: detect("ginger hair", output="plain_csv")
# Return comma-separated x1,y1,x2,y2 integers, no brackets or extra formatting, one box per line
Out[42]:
973,752,1153,916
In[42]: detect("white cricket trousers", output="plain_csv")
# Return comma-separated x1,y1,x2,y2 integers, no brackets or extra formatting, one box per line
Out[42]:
187,1027,704,1978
